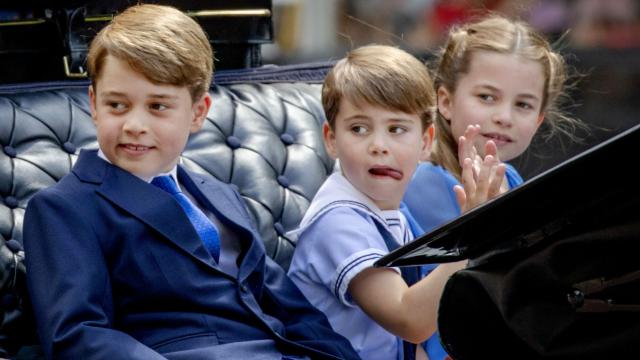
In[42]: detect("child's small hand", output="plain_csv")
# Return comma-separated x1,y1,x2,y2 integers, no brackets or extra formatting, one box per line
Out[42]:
457,124,480,167
453,153,506,213
457,124,502,180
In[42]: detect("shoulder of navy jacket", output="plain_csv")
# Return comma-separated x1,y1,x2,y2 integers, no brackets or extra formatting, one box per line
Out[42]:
1,60,334,357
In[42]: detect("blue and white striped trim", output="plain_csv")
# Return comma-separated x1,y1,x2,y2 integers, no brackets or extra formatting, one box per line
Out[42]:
331,248,400,307
304,199,388,231
383,213,413,245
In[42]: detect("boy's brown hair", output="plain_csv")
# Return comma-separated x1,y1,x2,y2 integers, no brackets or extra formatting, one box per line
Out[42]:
322,45,435,130
87,4,213,100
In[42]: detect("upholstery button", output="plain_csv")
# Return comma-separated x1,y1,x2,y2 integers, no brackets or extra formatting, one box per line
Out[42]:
240,284,248,292
63,141,77,154
280,133,294,145
273,222,285,236
5,239,23,253
4,196,18,209
3,145,16,158
226,136,241,149
277,175,289,188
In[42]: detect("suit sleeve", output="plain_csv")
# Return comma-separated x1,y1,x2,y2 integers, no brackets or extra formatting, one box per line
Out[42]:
23,189,167,360
227,187,360,359
261,256,360,360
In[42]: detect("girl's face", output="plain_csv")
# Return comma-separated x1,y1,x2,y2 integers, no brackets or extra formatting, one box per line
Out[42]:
438,50,545,161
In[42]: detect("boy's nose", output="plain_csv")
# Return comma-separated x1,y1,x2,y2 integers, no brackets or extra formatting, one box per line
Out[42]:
368,133,389,155
122,114,148,134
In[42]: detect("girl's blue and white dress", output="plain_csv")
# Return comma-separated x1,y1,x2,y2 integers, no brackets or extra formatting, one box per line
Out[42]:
404,162,523,234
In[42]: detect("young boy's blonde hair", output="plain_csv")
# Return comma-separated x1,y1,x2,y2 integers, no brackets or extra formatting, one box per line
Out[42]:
87,4,213,100
322,45,435,130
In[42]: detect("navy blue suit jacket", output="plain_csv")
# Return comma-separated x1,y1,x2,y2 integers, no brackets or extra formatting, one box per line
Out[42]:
24,150,359,360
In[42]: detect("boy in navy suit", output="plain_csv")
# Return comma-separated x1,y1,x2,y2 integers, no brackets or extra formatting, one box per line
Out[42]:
23,4,359,360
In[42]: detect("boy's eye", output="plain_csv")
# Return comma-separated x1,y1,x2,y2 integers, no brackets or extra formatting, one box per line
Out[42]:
150,103,169,111
351,125,368,135
108,102,127,110
389,126,407,134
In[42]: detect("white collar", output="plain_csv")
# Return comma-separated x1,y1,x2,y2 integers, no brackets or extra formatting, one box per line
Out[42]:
97,148,179,187
298,172,392,233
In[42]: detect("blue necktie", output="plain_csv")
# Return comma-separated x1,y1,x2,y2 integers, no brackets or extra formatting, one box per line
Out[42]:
151,175,220,262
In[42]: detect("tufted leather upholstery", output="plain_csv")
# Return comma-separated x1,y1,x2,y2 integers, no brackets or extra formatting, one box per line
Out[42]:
0,62,334,357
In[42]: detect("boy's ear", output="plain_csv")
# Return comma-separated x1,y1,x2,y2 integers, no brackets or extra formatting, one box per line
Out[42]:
437,86,453,121
190,93,212,133
322,122,338,160
88,85,98,124
421,124,435,161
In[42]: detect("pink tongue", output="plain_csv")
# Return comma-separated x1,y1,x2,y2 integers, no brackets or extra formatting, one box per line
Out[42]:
369,168,402,180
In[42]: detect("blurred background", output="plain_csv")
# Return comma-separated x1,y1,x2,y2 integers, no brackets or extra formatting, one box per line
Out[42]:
1,0,638,178
263,0,640,179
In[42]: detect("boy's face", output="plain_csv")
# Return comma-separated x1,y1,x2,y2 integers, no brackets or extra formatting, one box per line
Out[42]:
438,50,545,161
89,55,211,179
324,98,432,210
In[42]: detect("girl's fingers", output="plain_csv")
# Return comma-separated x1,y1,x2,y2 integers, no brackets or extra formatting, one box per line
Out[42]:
461,157,477,195
486,142,498,160
453,185,467,212
484,140,498,161
488,163,507,198
464,124,481,139
458,131,509,211
458,135,474,168
458,125,481,169
458,135,468,163
467,154,507,210
475,154,494,198
459,157,478,212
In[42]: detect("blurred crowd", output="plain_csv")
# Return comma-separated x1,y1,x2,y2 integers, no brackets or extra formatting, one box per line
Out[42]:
264,0,640,178
3,1,638,60
0,1,638,176
338,0,640,54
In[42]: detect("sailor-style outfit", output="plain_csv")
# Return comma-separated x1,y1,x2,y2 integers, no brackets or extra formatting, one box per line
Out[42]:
288,172,436,360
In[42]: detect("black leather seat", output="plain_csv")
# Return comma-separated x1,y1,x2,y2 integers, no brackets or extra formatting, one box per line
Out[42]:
0,62,334,358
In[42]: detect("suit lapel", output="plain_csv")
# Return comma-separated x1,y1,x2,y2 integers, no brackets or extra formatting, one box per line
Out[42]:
73,151,217,270
177,168,251,230
179,168,265,280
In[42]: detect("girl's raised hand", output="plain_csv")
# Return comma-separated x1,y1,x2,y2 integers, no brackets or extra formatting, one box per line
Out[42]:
453,152,506,213
457,124,502,181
